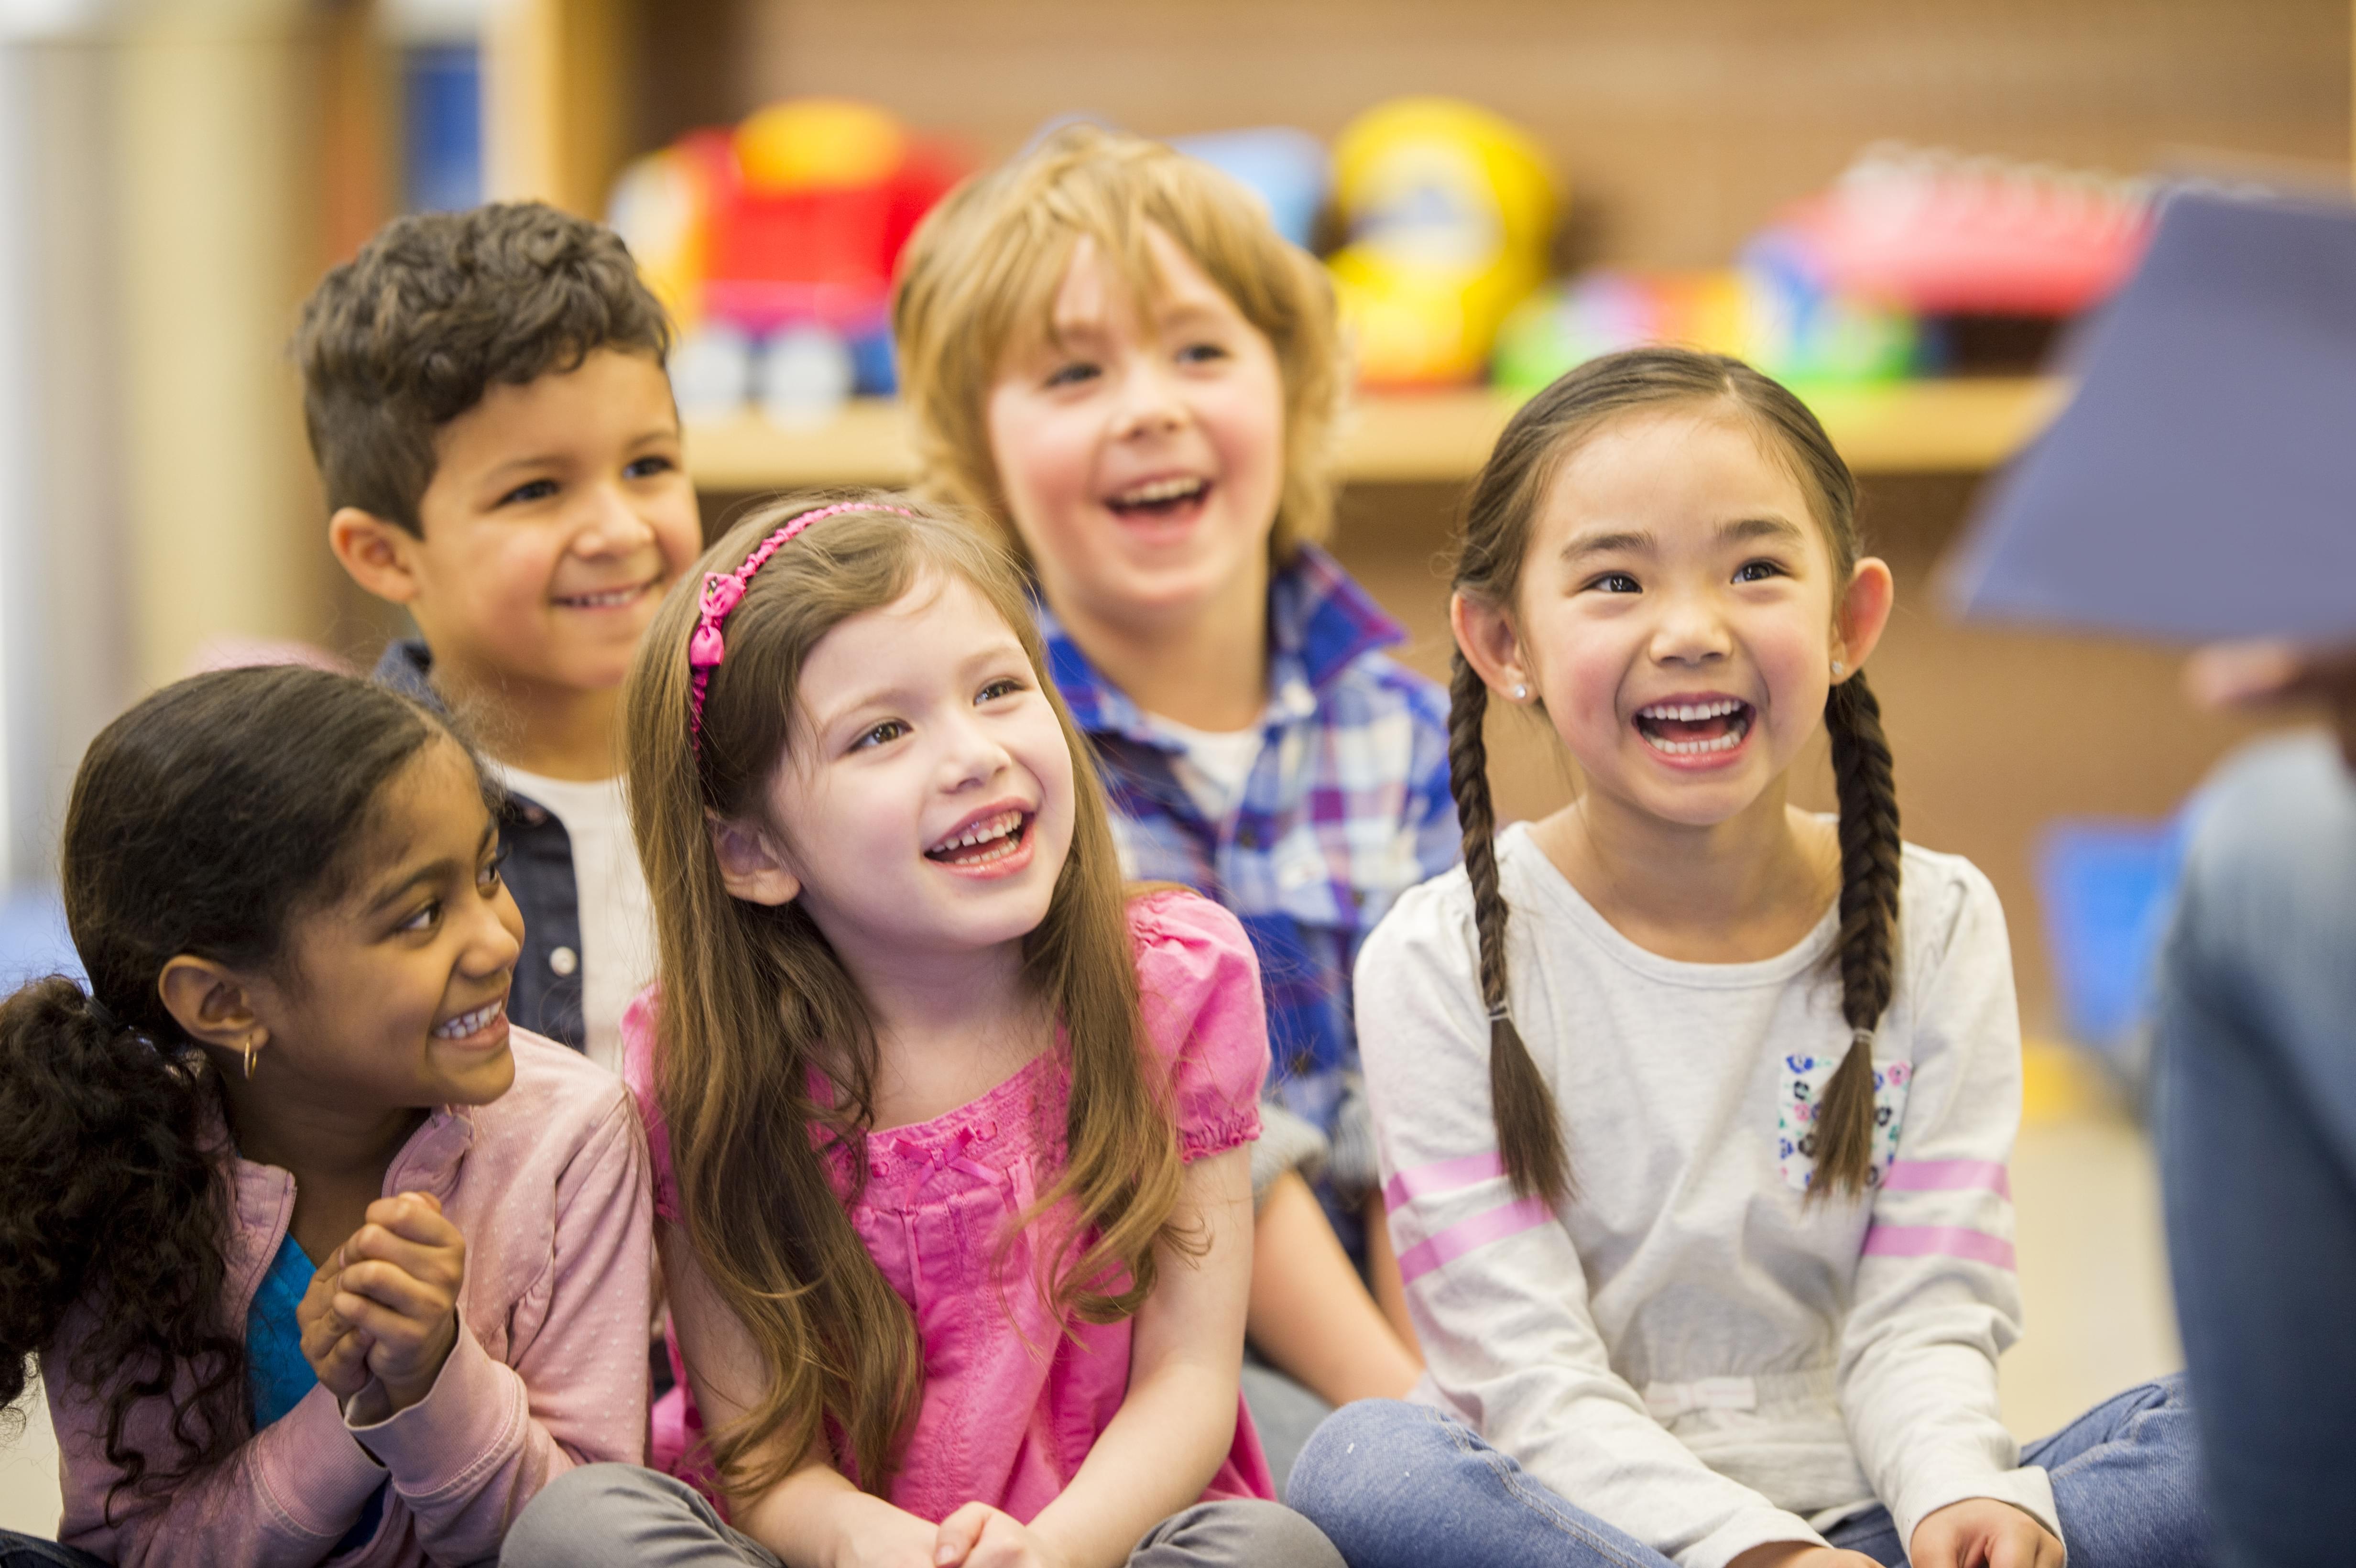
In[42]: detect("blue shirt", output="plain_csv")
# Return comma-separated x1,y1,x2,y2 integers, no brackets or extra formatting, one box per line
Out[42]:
247,1234,387,1556
1040,545,1460,1245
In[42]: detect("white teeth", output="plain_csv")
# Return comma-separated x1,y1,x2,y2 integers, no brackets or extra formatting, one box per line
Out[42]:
557,585,643,608
1639,698,1745,721
930,809,1023,856
433,998,505,1039
1110,476,1206,506
1641,716,1751,756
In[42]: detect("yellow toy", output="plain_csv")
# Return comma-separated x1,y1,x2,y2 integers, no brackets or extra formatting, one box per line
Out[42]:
1326,97,1560,386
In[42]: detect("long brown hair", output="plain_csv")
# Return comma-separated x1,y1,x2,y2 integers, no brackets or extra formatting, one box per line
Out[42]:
893,122,1343,566
622,492,1192,1502
1450,347,1901,1204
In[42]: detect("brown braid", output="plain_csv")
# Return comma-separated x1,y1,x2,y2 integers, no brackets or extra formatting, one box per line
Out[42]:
1811,672,1903,1199
1448,653,1571,1201
1447,345,1904,1212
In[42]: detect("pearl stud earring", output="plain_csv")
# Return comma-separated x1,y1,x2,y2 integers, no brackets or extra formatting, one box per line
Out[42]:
1831,660,1845,677
1513,684,1529,701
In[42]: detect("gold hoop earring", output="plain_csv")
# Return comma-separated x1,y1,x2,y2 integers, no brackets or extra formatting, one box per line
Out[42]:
242,1033,259,1079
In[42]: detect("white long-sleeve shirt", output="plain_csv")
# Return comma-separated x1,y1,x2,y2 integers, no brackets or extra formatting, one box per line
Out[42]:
1358,824,2055,1568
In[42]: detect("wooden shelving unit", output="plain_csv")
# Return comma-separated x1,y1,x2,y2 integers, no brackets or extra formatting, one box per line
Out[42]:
687,376,2070,492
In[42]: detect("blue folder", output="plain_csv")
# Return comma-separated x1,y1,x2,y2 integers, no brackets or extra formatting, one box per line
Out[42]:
1942,189,2356,642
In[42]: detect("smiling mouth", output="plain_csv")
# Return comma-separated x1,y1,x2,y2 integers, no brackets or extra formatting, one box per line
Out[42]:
1635,698,1754,756
431,996,506,1040
924,808,1031,867
552,581,654,610
1104,476,1210,519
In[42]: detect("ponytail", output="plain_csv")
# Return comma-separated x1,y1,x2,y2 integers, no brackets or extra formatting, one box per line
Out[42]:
1809,671,1903,1200
1447,653,1570,1202
0,976,244,1507
1,663,460,1510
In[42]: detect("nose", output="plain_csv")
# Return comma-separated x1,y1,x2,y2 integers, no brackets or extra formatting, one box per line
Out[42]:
1111,353,1187,442
571,481,657,558
1648,583,1733,667
937,706,1012,795
462,877,526,979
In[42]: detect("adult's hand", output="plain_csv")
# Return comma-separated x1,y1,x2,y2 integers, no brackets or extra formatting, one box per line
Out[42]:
2186,639,2356,769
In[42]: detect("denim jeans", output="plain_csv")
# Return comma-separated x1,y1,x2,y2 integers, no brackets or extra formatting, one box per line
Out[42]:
1287,1377,2207,1568
0,1534,104,1568
2157,731,2356,1568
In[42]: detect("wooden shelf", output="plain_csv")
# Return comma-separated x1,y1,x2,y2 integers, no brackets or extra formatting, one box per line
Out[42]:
685,377,2069,493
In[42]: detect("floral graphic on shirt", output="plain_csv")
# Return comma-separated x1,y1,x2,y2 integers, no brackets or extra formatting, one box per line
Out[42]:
1777,1050,1911,1193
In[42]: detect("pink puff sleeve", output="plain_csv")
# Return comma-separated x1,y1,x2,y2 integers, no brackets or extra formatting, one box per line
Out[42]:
1128,890,1269,1162
620,986,684,1224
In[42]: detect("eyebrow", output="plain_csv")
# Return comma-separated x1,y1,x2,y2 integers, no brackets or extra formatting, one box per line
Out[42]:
477,427,678,485
360,822,496,916
812,640,1031,733
1558,515,1808,562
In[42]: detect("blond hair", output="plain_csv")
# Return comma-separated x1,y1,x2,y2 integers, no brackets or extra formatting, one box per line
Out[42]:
894,123,1344,565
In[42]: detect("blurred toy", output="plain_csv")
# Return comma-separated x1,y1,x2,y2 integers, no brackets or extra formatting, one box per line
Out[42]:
1775,142,2154,316
1492,249,1916,394
608,99,969,410
1325,97,1559,386
1170,127,1331,250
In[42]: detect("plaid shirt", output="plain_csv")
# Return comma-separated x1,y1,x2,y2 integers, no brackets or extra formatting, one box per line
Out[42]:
1041,545,1461,1177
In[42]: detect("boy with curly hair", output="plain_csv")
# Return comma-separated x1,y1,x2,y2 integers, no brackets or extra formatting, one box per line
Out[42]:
299,202,698,1074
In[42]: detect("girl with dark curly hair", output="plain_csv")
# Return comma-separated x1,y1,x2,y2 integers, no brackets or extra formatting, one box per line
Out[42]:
0,664,651,1568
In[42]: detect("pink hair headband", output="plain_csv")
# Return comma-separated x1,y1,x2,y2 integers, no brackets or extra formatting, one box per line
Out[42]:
687,501,916,749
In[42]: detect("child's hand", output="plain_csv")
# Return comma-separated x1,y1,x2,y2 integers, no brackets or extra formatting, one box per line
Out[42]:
812,1494,943,1568
932,1503,1071,1568
328,1191,467,1421
1909,1498,2065,1568
294,1244,374,1399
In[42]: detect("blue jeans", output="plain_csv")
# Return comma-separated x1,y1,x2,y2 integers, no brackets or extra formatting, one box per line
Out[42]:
2157,732,2356,1568
1288,1378,2206,1568
0,1534,104,1568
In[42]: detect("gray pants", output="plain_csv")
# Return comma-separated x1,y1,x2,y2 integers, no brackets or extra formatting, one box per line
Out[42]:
501,1464,1344,1568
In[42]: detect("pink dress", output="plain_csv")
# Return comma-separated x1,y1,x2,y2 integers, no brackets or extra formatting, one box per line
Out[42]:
622,889,1277,1523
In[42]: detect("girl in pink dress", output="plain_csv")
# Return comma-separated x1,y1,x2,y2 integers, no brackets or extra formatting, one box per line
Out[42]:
501,495,1342,1568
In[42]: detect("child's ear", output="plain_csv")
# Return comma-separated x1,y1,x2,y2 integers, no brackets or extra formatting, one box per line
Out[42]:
329,507,425,605
707,814,802,906
1832,555,1897,681
1450,590,1535,702
157,956,268,1062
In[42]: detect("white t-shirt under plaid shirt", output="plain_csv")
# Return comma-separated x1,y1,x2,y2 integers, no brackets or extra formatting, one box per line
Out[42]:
1359,824,2053,1568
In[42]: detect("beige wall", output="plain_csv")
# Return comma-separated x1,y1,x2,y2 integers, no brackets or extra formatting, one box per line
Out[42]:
116,4,330,690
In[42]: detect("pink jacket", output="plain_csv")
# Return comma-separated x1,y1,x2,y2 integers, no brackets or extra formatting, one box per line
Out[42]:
46,1030,653,1567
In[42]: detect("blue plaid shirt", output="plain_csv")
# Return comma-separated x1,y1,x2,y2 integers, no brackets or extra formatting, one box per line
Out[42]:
1041,545,1460,1220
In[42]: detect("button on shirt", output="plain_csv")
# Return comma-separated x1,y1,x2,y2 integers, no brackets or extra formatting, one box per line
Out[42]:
1037,544,1460,1248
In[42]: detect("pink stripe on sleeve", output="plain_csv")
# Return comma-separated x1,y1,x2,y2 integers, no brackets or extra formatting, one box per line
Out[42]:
1396,1196,1555,1285
1384,1151,1506,1212
1862,1223,2017,1270
1884,1159,2013,1200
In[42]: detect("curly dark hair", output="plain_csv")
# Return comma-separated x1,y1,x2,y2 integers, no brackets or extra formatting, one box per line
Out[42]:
0,665,461,1514
291,200,674,536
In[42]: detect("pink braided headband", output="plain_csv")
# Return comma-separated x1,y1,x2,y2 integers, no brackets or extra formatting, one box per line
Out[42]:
687,501,916,749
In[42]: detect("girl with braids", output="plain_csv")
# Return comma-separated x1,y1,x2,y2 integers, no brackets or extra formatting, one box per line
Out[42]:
0,665,652,1568
1285,348,2208,1568
500,495,1342,1568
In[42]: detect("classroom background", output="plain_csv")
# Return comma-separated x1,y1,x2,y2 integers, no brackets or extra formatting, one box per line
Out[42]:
0,0,2346,1538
